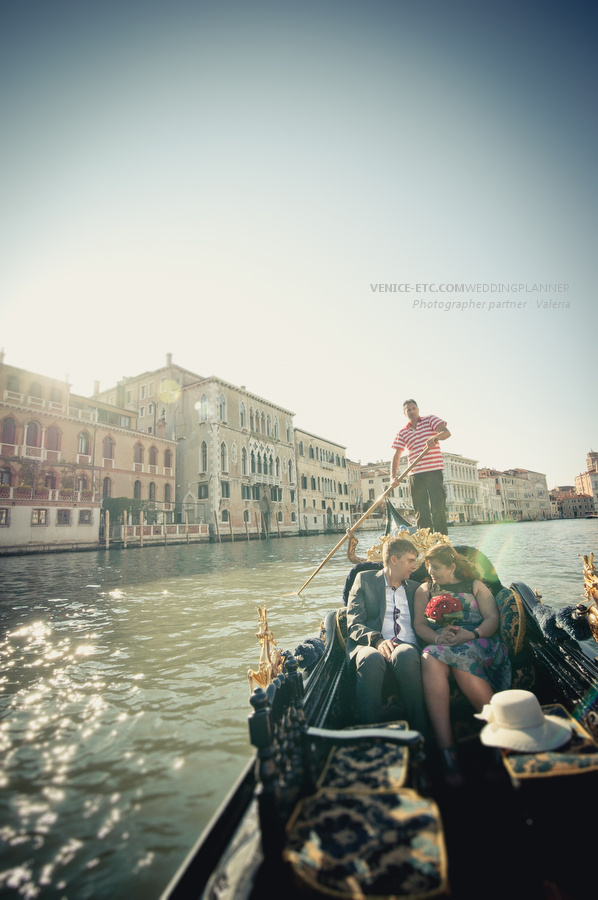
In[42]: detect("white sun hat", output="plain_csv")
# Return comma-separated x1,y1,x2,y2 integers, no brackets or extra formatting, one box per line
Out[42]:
474,690,573,752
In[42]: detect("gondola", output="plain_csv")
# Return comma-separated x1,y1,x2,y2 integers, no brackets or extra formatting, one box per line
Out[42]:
161,517,598,900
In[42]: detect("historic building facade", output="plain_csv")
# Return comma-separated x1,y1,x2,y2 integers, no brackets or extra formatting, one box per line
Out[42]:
443,453,483,524
346,458,363,522
294,429,351,532
549,488,595,518
180,377,298,536
478,467,551,521
575,452,598,503
0,357,176,553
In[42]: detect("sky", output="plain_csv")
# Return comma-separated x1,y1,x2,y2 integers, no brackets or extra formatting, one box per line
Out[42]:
1,0,596,488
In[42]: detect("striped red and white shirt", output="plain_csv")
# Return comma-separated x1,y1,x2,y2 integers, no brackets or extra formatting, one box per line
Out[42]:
392,414,447,473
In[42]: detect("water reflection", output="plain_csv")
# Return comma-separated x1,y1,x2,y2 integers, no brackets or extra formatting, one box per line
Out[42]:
0,521,596,898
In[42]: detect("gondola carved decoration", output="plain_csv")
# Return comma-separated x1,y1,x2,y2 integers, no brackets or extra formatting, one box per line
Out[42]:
582,553,598,642
247,606,285,692
347,526,451,567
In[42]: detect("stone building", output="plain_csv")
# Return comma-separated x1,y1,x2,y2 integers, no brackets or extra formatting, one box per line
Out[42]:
180,377,298,536
478,467,551,521
443,453,483,524
0,356,176,553
294,429,351,532
549,489,595,519
97,357,299,537
346,458,363,522
575,452,598,503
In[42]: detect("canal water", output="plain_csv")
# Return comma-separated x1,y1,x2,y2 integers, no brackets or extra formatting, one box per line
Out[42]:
1,519,596,898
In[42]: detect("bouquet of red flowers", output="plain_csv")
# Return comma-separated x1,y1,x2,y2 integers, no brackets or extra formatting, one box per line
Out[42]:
424,593,463,626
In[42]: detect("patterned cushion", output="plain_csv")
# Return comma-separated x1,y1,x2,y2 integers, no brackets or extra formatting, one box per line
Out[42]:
500,704,598,783
497,587,527,657
285,787,448,899
336,607,348,647
318,722,410,793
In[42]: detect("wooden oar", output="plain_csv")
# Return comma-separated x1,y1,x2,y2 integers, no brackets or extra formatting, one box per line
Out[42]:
296,445,431,595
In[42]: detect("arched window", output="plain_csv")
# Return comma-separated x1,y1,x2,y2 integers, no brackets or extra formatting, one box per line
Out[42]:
298,441,304,456
240,403,246,428
29,382,42,398
273,417,279,439
261,413,266,433
103,436,114,459
243,509,250,523
201,441,207,472
291,511,296,522
311,476,316,490
219,394,227,421
103,477,112,498
77,473,88,492
50,387,62,403
26,422,40,447
277,511,283,523
149,446,158,466
46,426,60,451
266,415,271,436
45,472,57,490
78,432,90,455
286,421,291,443
149,482,156,501
164,449,172,469
1,466,13,486
160,407,166,418
288,461,294,482
200,394,208,422
221,509,229,523
134,480,142,500
249,408,255,431
268,455,273,476
257,453,262,475
164,483,171,503
134,443,144,464
220,442,228,472
309,445,314,459
1,418,16,444
242,447,248,475
275,457,280,478
251,451,256,473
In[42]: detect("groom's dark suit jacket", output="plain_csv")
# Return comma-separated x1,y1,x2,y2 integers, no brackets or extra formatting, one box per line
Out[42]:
346,569,422,662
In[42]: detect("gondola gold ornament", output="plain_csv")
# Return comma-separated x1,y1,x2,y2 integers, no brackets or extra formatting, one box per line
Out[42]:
296,445,433,595
581,553,598,641
247,606,285,692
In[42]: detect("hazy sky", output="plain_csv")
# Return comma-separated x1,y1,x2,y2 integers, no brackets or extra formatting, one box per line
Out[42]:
1,0,596,487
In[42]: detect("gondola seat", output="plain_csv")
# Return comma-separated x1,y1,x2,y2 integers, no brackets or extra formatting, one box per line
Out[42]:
499,703,598,786
249,663,449,899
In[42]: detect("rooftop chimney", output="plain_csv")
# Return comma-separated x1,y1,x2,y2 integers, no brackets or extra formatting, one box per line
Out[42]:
94,380,100,395
166,353,172,367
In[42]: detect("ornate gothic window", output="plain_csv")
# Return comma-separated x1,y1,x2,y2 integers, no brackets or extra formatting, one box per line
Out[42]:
2,418,17,444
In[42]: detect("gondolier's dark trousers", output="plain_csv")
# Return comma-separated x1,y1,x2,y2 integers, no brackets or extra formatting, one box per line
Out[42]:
410,469,448,535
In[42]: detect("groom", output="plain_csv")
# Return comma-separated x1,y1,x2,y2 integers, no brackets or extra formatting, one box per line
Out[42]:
346,536,427,736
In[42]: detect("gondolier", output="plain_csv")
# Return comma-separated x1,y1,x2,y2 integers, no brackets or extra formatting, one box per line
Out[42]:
391,399,450,535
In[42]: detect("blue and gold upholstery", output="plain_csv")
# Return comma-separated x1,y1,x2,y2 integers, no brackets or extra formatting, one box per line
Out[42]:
284,722,448,898
500,704,598,784
496,587,527,658
285,787,447,899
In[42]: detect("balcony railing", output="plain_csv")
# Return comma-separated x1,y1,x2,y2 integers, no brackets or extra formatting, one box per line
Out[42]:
0,485,99,503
